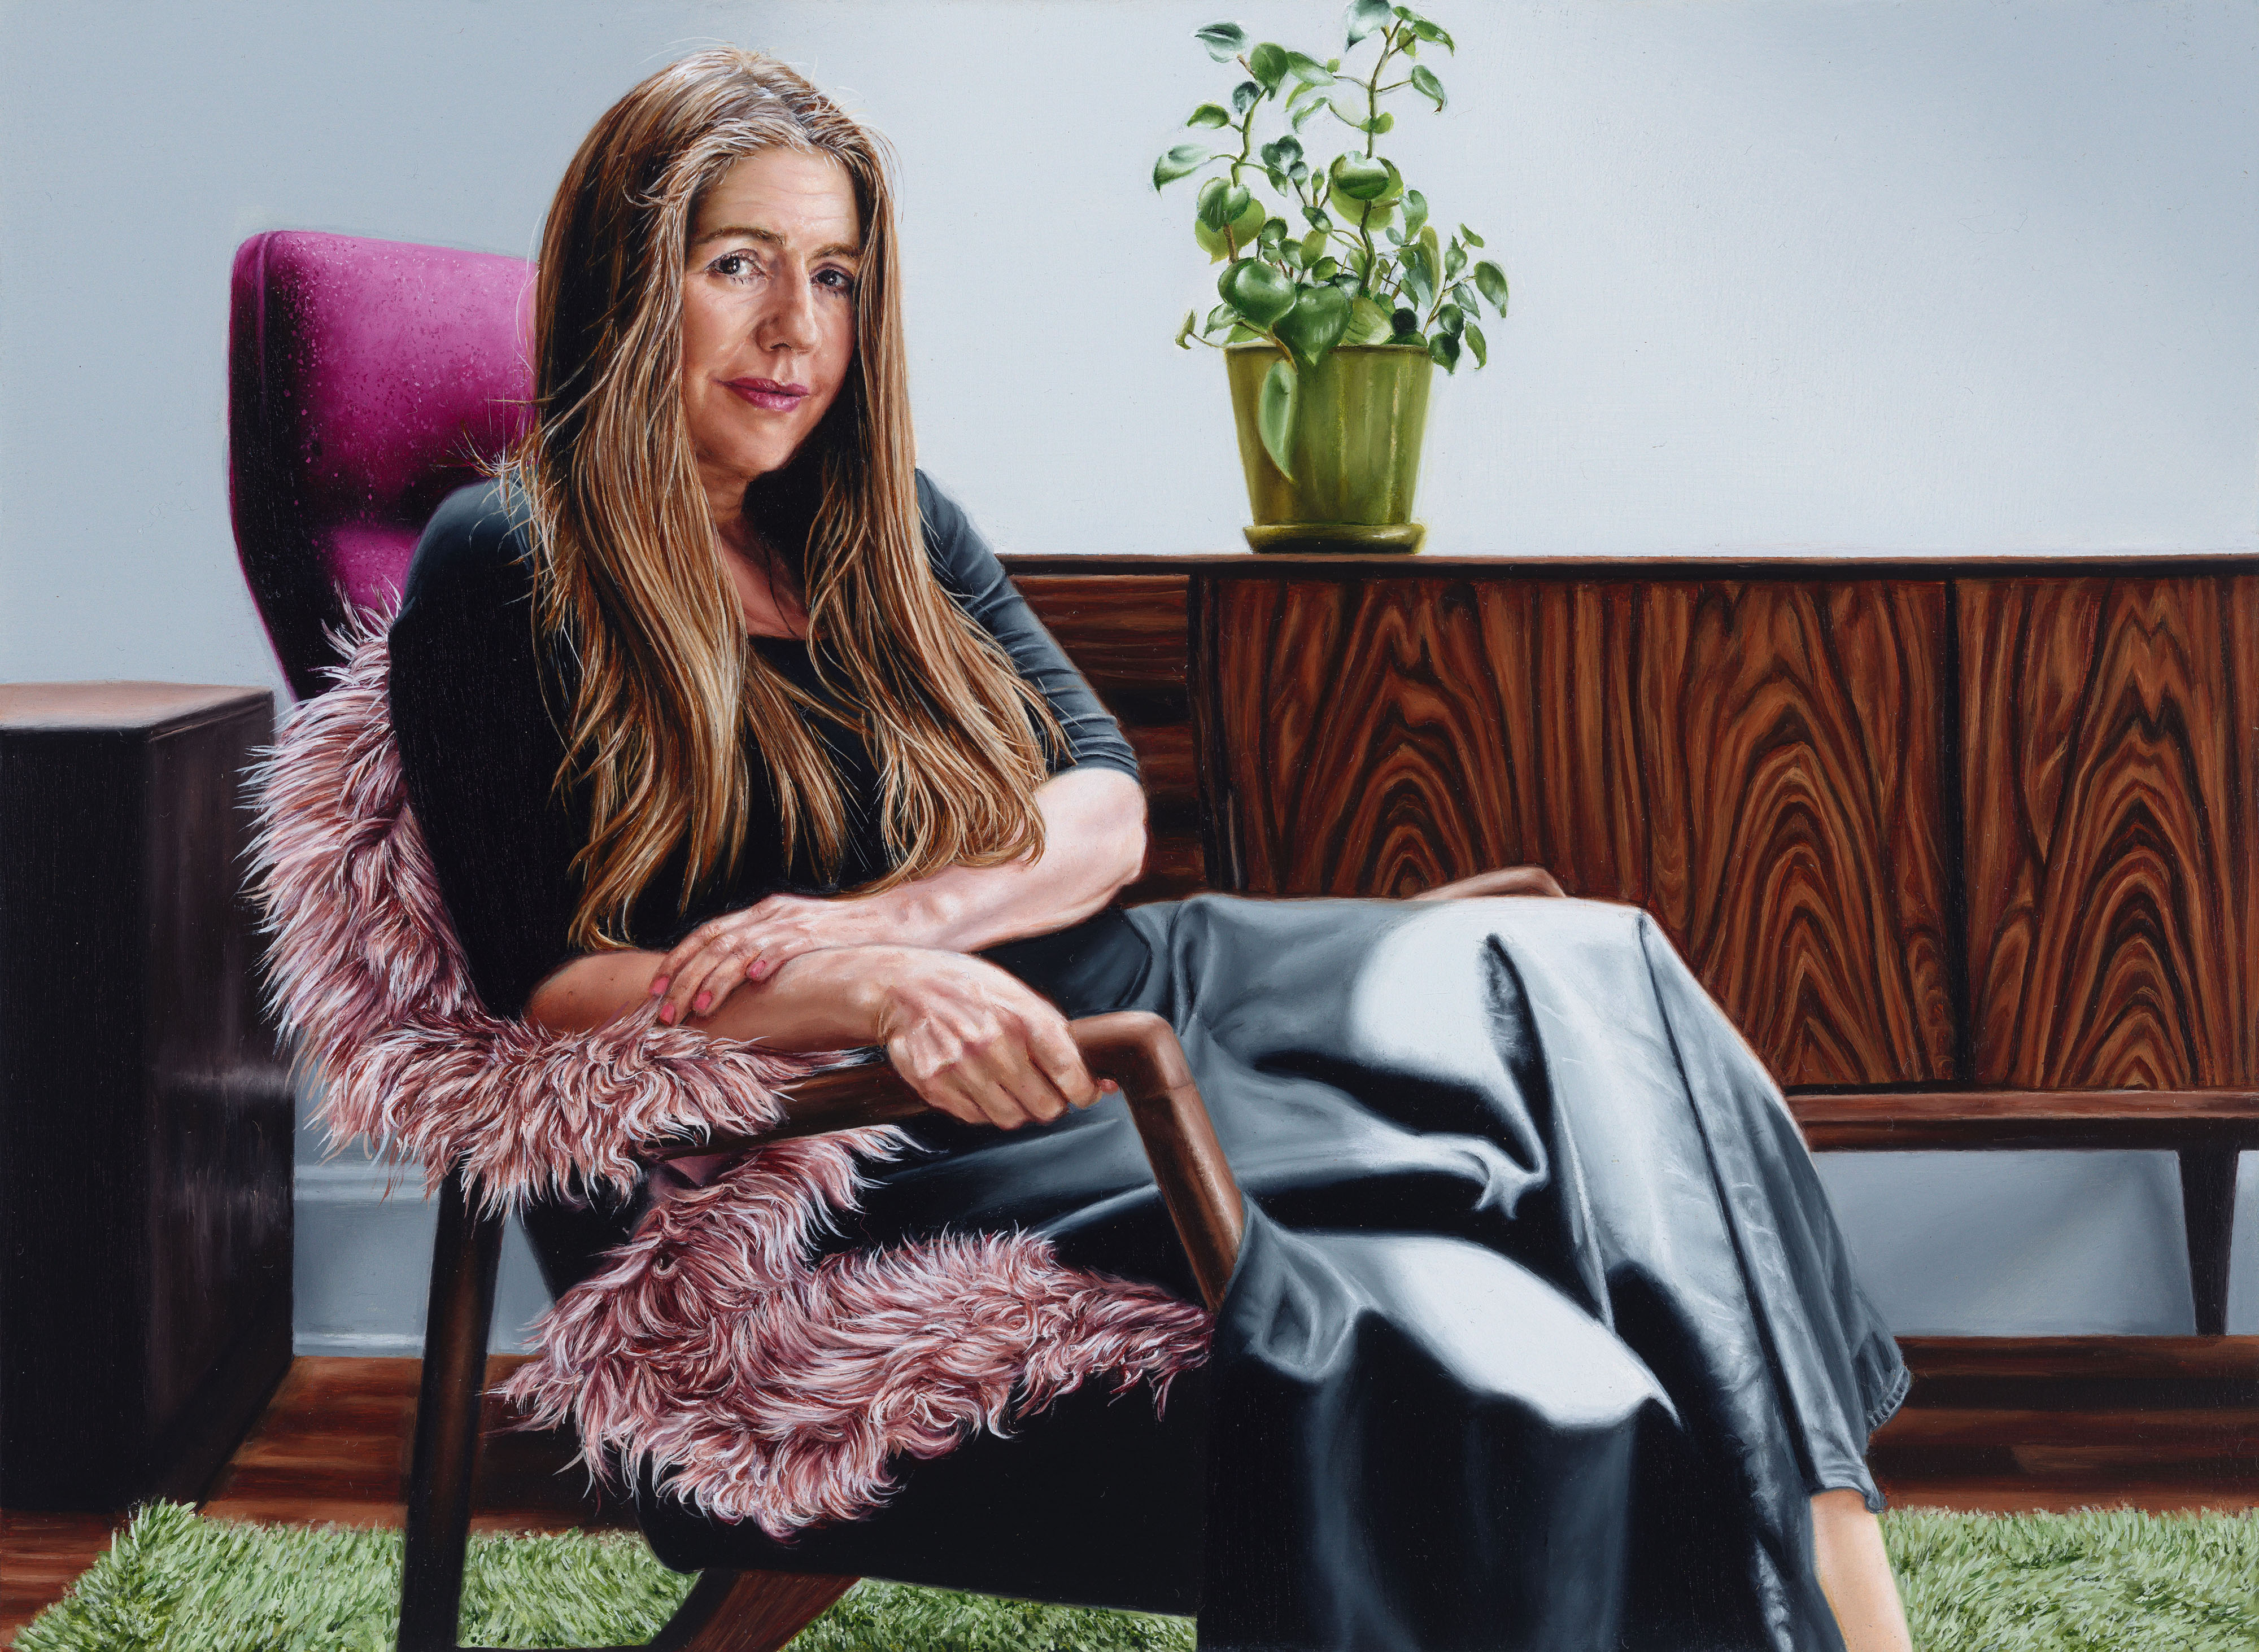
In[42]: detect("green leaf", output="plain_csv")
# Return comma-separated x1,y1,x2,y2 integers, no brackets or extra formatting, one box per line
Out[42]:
1257,357,1298,479
1266,165,1290,193
1473,260,1509,312
1343,294,1394,344
1436,301,1464,337
1412,18,1453,50
1410,64,1446,109
1279,238,1307,270
1463,322,1488,367
1303,205,1332,230
1222,184,1253,221
1402,189,1429,239
1259,216,1291,246
1196,177,1231,228
1332,154,1392,202
1403,246,1436,311
1273,281,1351,368
1248,41,1289,89
1153,143,1211,189
1345,0,1393,47
1227,323,1266,342
1429,330,1461,372
1175,308,1198,349
1310,256,1340,282
1232,80,1263,115
1363,111,1395,134
1392,306,1421,337
1445,239,1467,281
1450,279,1480,314
1188,103,1232,129
1219,257,1298,327
1205,302,1240,333
1284,50,1334,85
1459,224,1485,247
1299,228,1328,264
1290,161,1310,184
1195,21,1249,61
1271,134,1305,168
1290,94,1329,131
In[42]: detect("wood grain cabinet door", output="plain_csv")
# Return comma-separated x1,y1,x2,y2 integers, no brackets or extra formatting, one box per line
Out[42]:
1194,574,1957,1089
1961,576,2259,1090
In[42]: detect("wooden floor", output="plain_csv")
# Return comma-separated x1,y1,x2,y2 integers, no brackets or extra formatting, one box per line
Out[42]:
7,1338,2256,1645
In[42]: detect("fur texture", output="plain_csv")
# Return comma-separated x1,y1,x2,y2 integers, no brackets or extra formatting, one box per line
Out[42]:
248,616,1211,1535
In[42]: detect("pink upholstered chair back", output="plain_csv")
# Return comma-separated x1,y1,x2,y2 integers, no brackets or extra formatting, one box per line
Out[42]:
228,232,535,699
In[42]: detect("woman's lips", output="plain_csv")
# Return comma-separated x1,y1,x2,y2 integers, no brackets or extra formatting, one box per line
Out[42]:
725,378,808,412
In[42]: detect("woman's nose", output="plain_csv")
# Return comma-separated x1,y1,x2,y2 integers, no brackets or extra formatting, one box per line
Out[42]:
756,271,819,354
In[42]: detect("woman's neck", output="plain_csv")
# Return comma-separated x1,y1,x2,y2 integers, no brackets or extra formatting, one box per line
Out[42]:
713,513,809,640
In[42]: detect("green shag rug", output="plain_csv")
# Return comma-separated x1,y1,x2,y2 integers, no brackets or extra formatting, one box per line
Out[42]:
16,1501,2259,1651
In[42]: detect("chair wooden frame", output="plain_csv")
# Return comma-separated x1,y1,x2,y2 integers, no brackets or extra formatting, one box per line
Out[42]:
395,1010,1244,1652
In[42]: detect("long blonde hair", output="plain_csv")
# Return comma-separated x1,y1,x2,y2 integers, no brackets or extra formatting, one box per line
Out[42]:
509,49,1065,949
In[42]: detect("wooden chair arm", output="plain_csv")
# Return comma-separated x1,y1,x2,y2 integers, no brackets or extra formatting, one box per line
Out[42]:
651,1011,1243,1311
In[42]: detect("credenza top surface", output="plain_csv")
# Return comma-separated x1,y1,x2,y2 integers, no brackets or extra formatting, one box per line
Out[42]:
0,682,271,735
1000,550,2259,579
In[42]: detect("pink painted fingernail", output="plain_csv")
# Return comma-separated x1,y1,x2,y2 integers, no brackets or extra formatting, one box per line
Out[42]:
692,991,712,1014
650,977,669,997
658,1003,676,1025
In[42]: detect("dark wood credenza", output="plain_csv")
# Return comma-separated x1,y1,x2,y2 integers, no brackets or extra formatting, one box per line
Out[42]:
0,685,294,1510
1004,551,2259,1334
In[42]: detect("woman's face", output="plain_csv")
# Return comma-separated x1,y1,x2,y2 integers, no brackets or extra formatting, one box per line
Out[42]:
681,148,862,503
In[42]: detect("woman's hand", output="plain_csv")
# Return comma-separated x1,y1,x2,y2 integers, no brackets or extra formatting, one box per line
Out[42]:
653,891,921,1027
857,947,1112,1129
532,939,1114,1129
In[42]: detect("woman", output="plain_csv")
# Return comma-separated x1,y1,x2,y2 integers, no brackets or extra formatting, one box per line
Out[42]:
388,47,1913,1652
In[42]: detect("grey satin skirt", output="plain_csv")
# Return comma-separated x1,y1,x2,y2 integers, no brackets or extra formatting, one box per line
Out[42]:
605,893,1907,1652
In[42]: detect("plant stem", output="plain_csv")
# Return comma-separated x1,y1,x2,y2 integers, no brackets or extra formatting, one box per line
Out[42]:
1350,23,1401,299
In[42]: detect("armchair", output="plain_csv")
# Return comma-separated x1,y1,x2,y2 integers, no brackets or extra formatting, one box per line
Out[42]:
231,230,1244,1652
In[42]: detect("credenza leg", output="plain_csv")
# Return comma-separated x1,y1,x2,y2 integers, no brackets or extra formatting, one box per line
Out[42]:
2177,1147,2240,1336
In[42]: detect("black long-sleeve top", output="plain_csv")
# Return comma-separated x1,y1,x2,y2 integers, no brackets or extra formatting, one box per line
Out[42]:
387,471,1139,1020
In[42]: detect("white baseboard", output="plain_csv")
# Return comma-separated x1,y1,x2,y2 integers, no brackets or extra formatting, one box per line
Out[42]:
293,1158,549,1357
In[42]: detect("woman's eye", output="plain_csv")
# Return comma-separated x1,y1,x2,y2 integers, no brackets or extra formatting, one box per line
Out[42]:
816,268,857,295
712,251,762,281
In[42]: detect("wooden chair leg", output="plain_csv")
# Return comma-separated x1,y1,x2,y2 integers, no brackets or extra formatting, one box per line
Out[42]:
400,1166,506,1652
2179,1146,2240,1336
652,1571,859,1652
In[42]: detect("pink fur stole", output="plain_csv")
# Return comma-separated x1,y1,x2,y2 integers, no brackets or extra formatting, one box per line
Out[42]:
248,619,1211,1537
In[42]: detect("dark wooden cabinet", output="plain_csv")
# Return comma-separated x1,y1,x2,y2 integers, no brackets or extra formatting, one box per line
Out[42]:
1010,551,2259,1333
0,684,293,1509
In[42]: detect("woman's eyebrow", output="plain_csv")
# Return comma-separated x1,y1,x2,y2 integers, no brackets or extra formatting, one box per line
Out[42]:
692,224,861,260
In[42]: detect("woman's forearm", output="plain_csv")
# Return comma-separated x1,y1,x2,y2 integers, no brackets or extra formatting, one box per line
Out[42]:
879,766,1146,953
528,941,892,1044
633,766,1148,1030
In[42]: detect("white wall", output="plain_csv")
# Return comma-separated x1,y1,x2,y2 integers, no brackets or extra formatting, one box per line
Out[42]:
3,0,2252,1350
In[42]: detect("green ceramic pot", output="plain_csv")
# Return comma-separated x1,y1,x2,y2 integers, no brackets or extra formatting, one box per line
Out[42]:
1224,340,1434,553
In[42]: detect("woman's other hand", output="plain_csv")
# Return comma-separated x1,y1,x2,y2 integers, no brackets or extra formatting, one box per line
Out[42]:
532,941,1115,1130
856,947,1111,1130
653,891,914,1027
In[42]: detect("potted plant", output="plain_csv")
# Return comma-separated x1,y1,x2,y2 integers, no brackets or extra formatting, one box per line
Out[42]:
1158,1,1504,552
